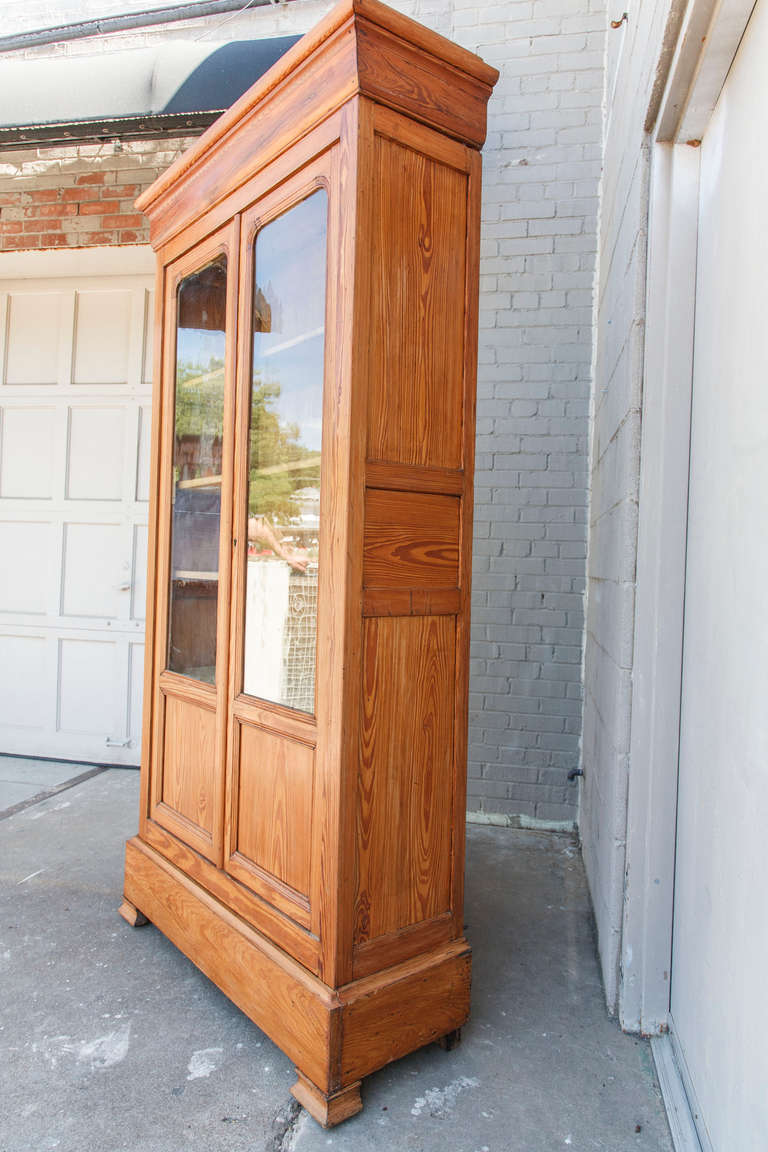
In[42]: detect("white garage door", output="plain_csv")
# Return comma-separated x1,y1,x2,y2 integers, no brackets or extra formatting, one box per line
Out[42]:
0,256,154,766
671,1,768,1147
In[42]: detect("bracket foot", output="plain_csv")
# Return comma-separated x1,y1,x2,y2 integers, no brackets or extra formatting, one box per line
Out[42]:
291,1072,362,1128
118,899,149,927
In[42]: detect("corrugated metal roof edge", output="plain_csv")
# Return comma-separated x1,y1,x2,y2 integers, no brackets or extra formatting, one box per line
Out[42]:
0,111,220,149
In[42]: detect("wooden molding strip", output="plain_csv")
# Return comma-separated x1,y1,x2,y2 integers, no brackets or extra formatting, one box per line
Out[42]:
232,695,318,745
351,910,454,978
366,459,464,494
159,669,217,709
362,587,460,617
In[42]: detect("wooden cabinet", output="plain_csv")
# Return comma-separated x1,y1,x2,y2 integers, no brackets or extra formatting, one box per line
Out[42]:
120,0,497,1127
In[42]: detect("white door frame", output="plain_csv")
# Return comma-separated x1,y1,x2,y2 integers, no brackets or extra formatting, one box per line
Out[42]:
0,245,154,280
620,0,758,1037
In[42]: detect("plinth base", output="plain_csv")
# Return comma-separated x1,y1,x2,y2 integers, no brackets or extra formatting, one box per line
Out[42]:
121,836,471,1126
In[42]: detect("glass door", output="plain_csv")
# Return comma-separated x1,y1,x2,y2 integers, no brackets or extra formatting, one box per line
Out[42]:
148,222,238,865
224,169,331,929
242,188,327,714
167,254,227,686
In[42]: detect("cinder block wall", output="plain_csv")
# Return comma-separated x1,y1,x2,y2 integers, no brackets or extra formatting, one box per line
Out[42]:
0,0,606,827
580,0,678,1010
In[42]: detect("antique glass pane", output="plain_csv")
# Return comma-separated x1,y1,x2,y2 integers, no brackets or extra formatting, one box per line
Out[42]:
167,255,227,684
243,190,327,713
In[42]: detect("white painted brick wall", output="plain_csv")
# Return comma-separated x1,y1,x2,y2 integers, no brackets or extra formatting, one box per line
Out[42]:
452,0,604,828
1,0,605,827
580,0,677,1010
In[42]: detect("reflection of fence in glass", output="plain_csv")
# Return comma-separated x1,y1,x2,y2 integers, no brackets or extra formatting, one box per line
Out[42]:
243,482,319,712
283,567,318,712
243,563,318,712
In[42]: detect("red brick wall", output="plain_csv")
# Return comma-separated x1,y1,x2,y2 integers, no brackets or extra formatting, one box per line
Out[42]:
0,172,151,250
0,140,194,252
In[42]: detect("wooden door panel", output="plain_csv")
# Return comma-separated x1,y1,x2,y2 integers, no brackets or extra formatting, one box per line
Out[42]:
355,615,455,948
157,691,217,858
228,722,314,912
146,222,239,866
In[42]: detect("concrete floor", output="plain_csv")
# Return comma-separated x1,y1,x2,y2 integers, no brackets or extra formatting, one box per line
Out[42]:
0,765,673,1152
0,754,102,815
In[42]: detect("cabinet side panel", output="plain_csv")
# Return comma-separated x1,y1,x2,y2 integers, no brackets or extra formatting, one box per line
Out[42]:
363,489,459,589
367,136,467,469
355,616,454,945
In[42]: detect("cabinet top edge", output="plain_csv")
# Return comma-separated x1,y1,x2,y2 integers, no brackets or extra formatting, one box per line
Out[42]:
135,0,498,221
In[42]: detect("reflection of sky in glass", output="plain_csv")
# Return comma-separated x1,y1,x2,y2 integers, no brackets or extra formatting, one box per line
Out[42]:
252,191,327,456
178,326,226,369
257,338,324,452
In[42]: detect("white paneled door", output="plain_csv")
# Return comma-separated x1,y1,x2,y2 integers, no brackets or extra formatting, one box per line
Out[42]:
0,260,154,765
670,1,768,1147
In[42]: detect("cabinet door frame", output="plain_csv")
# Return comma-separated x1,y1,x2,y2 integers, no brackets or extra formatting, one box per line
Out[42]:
147,220,240,865
224,154,336,935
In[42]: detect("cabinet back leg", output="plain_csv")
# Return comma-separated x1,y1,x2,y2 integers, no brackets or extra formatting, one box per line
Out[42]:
437,1027,462,1051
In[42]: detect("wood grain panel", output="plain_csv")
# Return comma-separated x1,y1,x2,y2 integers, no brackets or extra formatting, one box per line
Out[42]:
339,939,471,1082
364,489,459,588
160,693,216,844
231,723,314,901
367,136,467,469
123,837,334,1090
143,819,319,971
355,616,455,945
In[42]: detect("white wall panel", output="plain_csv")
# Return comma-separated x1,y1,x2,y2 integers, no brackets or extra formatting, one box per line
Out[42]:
0,521,51,613
136,404,151,502
66,406,125,500
0,634,46,727
131,522,148,622
73,290,132,384
0,407,55,498
128,640,144,751
61,522,121,618
58,637,116,734
5,293,63,385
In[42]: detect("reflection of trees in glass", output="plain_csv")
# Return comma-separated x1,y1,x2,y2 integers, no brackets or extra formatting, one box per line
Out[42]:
174,352,225,481
248,372,319,526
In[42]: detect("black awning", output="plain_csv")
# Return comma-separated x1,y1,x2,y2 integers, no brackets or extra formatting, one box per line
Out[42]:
0,37,300,147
